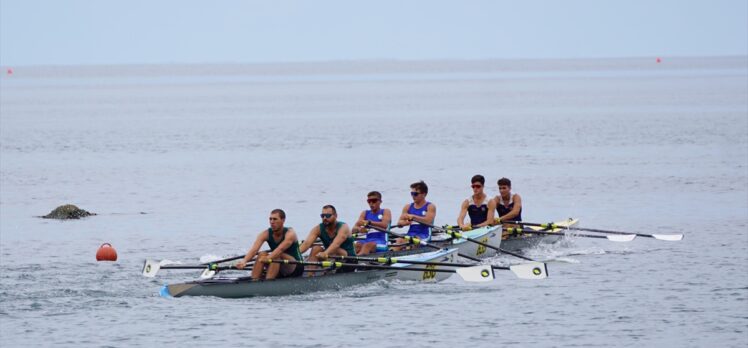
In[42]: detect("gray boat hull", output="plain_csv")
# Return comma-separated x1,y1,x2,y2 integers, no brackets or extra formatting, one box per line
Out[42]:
162,269,397,298
162,248,459,298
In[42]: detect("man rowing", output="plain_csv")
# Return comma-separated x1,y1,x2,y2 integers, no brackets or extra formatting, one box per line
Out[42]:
299,205,357,273
236,209,304,280
394,181,436,249
487,177,523,238
352,191,392,255
456,174,490,230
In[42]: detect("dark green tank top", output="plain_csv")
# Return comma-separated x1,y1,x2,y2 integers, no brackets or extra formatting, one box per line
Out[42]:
318,221,357,256
266,227,302,261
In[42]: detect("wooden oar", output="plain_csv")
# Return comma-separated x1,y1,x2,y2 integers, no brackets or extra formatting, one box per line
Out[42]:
503,227,637,242
332,255,548,280
504,221,683,241
415,222,537,262
367,224,482,262
263,258,547,281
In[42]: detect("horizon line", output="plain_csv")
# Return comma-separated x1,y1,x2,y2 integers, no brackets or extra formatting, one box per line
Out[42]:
2,54,747,69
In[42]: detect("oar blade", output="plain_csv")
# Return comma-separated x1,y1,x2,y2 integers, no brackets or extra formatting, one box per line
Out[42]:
651,234,683,241
607,234,636,242
455,265,495,282
509,262,548,280
142,259,161,278
199,269,216,279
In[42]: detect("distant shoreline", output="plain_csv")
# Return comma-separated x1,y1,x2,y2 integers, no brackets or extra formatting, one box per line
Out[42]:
2,55,746,79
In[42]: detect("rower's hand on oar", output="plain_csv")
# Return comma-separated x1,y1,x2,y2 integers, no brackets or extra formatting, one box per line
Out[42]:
236,260,248,270
316,252,329,260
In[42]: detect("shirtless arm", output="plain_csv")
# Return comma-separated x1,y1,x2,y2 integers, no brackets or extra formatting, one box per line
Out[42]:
486,198,498,225
351,211,367,235
267,229,298,259
397,204,411,227
236,231,267,269
298,226,320,255
457,199,469,228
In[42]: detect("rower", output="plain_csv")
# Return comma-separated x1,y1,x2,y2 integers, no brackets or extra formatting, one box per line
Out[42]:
299,205,357,273
236,209,304,280
352,191,392,256
456,174,490,230
394,181,436,250
487,177,523,239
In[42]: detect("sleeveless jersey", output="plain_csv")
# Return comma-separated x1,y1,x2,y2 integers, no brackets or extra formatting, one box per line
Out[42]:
496,193,522,221
318,221,357,256
407,202,431,240
467,195,488,225
266,227,302,261
363,209,388,244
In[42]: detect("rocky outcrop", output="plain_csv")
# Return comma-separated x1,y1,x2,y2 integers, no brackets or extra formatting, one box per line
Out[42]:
42,204,95,219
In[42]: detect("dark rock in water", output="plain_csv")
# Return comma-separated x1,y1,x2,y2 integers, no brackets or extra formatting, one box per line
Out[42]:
42,204,95,219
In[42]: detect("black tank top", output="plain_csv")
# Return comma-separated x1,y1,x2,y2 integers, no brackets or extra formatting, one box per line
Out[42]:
496,194,522,221
467,196,488,225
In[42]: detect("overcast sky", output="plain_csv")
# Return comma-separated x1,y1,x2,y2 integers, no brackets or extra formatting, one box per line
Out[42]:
1,0,746,66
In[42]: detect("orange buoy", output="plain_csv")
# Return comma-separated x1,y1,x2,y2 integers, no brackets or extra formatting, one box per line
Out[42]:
96,243,118,261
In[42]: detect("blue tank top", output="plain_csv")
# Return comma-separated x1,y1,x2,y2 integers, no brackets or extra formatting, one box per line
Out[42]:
364,209,388,241
496,194,522,221
407,202,431,239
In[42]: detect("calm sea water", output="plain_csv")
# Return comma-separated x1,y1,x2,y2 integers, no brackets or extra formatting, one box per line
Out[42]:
1,57,746,347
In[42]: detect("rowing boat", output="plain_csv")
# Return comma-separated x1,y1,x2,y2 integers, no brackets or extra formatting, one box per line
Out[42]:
500,218,580,251
349,247,458,282
160,248,458,298
161,268,395,298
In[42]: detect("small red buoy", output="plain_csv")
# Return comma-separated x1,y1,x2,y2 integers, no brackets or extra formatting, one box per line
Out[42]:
656,57,661,63
6,68,12,75
96,243,118,261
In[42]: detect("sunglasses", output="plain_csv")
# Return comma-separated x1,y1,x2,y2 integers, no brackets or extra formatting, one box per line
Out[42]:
320,213,333,219
367,198,380,203
471,184,483,189
410,191,421,197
